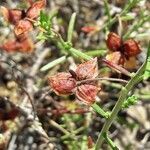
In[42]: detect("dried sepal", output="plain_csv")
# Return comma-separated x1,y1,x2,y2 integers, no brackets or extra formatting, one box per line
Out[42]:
76,58,98,80
123,39,141,57
14,19,33,36
48,72,76,95
26,0,46,19
106,51,125,65
76,84,100,105
106,32,121,52
18,37,34,53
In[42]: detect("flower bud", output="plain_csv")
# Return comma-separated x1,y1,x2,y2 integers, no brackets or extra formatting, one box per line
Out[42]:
76,58,98,80
123,39,141,57
26,0,46,19
76,84,100,105
14,19,33,36
106,32,121,51
48,73,76,95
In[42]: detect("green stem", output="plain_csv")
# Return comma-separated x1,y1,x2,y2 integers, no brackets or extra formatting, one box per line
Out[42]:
49,120,74,137
95,55,147,149
51,30,92,60
92,103,110,119
85,50,106,57
103,133,119,150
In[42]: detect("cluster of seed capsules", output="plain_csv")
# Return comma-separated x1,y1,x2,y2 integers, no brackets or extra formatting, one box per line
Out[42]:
48,58,100,106
49,32,141,105
0,0,46,53
106,32,141,65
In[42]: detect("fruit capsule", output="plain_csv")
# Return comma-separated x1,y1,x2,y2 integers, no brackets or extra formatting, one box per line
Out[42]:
106,32,121,51
123,39,141,57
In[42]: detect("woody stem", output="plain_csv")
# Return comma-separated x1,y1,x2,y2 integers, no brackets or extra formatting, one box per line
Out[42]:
94,53,147,150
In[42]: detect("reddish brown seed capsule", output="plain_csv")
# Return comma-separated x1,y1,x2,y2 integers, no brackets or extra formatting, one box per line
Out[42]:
8,9,25,24
106,32,121,51
76,84,100,105
14,19,33,36
0,40,21,52
1,37,34,53
26,0,46,19
123,39,141,57
48,73,76,95
76,58,98,80
0,6,24,24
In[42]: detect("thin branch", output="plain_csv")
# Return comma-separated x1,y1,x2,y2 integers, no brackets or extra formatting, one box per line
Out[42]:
77,77,128,85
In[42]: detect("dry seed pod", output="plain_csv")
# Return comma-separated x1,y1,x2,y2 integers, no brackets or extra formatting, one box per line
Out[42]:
1,38,34,53
76,58,98,80
0,6,24,24
8,9,25,24
26,0,46,19
76,84,100,105
14,19,33,36
0,40,21,52
106,32,121,51
48,73,76,95
123,39,141,57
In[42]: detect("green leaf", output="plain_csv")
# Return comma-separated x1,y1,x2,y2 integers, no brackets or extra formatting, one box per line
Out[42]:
67,13,77,43
39,11,51,31
122,95,138,108
40,56,66,72
121,14,135,21
104,0,111,26
143,43,150,80
143,57,150,80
